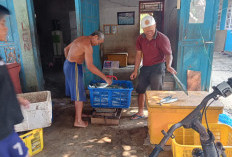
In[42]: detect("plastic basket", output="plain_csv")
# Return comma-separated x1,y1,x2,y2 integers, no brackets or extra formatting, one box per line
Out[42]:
88,80,133,108
20,128,44,156
219,114,232,127
170,123,232,157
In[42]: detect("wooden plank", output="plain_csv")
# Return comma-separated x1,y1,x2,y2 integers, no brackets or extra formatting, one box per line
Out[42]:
93,111,117,117
91,109,122,125
95,108,117,113
146,91,223,109
91,117,120,125
91,117,106,125
187,70,201,91
105,119,120,125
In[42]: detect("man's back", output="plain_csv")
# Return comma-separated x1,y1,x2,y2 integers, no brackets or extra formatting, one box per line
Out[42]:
66,36,92,64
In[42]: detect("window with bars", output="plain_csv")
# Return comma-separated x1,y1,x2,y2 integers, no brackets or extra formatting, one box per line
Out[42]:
140,2,163,13
225,3,232,30
216,0,223,30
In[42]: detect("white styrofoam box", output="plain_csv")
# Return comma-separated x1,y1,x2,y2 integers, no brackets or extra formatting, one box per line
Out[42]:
15,91,52,132
103,61,119,69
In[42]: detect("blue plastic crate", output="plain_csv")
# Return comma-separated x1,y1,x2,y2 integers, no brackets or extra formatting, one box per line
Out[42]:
88,80,133,108
219,114,232,127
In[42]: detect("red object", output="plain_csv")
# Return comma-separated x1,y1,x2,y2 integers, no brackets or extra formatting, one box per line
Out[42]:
106,75,118,80
6,63,22,93
136,32,172,66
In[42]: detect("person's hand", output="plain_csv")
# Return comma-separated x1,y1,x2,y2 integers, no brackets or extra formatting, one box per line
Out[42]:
105,77,112,85
17,97,30,109
130,71,138,80
167,66,177,74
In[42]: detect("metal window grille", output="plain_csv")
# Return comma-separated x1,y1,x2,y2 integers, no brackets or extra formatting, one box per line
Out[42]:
225,3,232,30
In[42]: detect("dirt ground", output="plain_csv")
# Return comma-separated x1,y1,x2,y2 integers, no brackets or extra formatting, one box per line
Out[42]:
34,96,172,157
35,51,232,157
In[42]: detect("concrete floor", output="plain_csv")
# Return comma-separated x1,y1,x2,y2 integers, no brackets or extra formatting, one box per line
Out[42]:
211,51,232,114
34,51,232,157
35,65,174,157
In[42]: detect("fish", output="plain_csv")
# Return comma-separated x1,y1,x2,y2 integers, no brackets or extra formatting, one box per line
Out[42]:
159,95,173,103
89,83,108,88
161,98,178,104
89,83,126,89
97,83,109,88
157,95,178,105
105,85,125,89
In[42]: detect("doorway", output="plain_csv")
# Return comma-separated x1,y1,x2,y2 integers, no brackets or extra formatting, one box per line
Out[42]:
139,1,164,33
33,0,77,97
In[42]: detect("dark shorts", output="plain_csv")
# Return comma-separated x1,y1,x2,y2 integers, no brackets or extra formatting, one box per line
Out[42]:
0,131,28,157
136,62,165,94
63,60,86,102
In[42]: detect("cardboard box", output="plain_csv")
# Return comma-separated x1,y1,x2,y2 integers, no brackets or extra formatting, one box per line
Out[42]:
106,53,128,67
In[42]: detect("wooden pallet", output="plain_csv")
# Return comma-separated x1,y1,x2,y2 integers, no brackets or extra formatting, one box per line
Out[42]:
91,108,122,125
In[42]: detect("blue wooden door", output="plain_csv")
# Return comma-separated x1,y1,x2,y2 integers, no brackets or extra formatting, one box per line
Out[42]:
177,0,219,90
225,30,232,52
75,0,101,87
0,0,22,64
0,0,26,87
26,0,44,90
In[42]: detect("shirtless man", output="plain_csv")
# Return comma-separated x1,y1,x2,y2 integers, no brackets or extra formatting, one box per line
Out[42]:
64,31,112,128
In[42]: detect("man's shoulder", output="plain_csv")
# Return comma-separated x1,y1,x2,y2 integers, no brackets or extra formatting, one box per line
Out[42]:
74,36,88,43
157,31,169,40
137,34,145,41
138,34,144,38
73,36,91,47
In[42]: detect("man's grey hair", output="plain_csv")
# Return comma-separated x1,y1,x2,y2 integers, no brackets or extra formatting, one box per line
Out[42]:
0,5,10,20
91,31,104,40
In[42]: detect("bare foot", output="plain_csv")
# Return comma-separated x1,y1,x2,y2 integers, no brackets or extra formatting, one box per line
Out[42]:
74,121,88,128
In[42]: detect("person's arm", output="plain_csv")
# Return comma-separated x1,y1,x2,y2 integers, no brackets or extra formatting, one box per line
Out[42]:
64,43,72,58
17,96,30,109
130,50,142,80
165,54,176,74
130,36,143,80
84,46,112,85
159,35,177,74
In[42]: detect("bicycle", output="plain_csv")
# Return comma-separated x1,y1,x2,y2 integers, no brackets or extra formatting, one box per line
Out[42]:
149,78,232,157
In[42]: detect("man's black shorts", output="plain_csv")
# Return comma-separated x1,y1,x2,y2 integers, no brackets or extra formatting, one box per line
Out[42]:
136,62,165,94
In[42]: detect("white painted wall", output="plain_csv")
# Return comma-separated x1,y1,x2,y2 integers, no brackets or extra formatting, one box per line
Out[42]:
99,0,140,65
13,0,40,91
99,0,178,65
